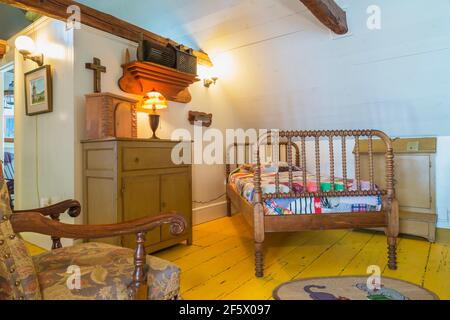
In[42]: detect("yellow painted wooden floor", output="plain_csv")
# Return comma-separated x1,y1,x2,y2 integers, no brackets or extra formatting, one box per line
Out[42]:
154,214,450,300
26,213,450,300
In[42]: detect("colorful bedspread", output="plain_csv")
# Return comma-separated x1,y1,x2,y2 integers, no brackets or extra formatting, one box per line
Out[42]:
229,170,382,215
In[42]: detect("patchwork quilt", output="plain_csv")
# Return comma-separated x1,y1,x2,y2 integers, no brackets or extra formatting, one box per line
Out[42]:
229,169,382,215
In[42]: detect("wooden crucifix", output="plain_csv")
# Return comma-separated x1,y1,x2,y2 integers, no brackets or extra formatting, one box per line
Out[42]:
85,57,106,93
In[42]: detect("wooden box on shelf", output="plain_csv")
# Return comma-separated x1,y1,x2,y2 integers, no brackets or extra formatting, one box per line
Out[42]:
81,138,193,253
358,137,437,242
85,92,138,139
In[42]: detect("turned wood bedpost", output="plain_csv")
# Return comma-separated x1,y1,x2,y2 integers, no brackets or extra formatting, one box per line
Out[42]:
385,143,399,270
225,161,232,217
254,140,265,278
374,130,398,270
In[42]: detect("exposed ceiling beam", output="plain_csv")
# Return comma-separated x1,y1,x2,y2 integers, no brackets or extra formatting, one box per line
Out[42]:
0,39,6,59
300,0,348,35
0,0,212,65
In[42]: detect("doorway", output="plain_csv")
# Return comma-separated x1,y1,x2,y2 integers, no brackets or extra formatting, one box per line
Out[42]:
1,63,15,208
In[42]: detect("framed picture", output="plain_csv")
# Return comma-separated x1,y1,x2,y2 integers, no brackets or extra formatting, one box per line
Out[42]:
24,65,52,116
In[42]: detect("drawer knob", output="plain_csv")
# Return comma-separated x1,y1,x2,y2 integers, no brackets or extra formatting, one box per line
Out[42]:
134,157,140,163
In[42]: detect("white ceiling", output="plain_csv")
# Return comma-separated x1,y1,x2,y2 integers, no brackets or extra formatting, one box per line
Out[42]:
77,0,309,50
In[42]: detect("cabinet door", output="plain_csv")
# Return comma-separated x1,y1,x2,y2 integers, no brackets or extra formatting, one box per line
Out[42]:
122,175,161,249
160,171,191,241
361,154,432,209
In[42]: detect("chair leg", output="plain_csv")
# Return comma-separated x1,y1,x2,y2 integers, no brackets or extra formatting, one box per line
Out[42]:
255,242,264,278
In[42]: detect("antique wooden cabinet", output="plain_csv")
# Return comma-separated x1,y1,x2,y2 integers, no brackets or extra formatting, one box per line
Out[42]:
358,137,437,242
82,138,192,253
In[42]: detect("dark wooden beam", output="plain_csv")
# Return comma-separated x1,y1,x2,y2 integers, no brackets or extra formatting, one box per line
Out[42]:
300,0,348,35
0,39,6,59
0,0,212,65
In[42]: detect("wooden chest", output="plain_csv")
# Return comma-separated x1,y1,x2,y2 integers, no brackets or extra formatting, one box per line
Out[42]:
82,138,193,253
358,137,437,242
85,92,138,139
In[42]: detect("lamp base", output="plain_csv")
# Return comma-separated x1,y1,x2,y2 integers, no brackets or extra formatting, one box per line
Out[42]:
149,113,160,139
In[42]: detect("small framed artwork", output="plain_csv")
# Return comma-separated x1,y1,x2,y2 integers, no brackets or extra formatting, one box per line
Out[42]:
24,65,52,116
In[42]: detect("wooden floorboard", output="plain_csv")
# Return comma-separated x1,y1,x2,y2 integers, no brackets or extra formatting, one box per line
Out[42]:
26,213,450,300
165,214,450,300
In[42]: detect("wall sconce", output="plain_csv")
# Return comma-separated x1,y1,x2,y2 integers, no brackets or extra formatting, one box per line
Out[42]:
198,64,218,88
203,77,218,88
15,35,44,66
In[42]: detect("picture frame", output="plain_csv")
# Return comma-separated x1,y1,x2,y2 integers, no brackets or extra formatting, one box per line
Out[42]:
24,65,53,116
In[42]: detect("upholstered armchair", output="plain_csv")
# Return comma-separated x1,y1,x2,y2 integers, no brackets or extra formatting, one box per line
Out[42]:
0,178,186,300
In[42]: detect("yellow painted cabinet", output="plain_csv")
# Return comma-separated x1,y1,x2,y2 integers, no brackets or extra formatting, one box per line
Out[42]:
122,174,161,248
160,172,192,242
82,138,192,253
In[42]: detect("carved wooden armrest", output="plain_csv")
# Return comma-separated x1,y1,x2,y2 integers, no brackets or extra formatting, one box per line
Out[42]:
13,200,82,250
11,211,186,300
10,211,185,239
13,199,81,219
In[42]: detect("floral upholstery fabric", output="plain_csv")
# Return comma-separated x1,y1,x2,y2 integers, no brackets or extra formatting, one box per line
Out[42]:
0,180,42,300
32,242,180,300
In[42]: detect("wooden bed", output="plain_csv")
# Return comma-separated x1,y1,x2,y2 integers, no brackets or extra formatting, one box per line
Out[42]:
225,130,399,278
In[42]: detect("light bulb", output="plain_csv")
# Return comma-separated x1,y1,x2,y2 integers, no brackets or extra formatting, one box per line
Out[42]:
15,35,35,54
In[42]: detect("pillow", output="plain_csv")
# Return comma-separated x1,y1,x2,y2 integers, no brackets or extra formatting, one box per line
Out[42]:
0,180,42,300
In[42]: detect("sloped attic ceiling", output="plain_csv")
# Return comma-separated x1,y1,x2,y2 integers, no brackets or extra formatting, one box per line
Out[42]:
0,3,32,39
76,0,318,51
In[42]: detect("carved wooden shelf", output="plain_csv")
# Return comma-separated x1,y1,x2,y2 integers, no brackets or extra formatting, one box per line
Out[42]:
118,61,199,103
0,40,7,59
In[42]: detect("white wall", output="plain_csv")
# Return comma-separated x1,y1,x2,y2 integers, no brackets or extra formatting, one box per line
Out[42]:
10,18,76,248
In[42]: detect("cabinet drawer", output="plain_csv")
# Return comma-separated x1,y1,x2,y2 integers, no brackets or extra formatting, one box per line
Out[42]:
123,147,176,171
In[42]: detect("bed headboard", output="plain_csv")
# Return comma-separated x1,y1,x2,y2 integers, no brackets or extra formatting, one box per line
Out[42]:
226,129,394,202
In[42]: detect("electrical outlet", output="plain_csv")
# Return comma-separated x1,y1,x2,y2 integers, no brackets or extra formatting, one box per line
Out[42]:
406,141,420,152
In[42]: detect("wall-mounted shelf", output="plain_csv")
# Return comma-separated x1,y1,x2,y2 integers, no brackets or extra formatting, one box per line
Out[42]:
118,61,199,103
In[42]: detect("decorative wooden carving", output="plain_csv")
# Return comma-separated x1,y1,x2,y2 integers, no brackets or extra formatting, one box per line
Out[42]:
188,111,212,127
0,0,212,66
119,61,199,103
85,92,138,139
299,0,348,34
85,57,106,93
0,39,6,59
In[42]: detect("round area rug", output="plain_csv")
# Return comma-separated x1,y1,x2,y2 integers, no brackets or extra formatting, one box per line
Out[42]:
273,276,439,300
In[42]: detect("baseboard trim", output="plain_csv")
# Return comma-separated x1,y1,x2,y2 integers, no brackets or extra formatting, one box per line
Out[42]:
193,201,228,225
437,220,450,229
